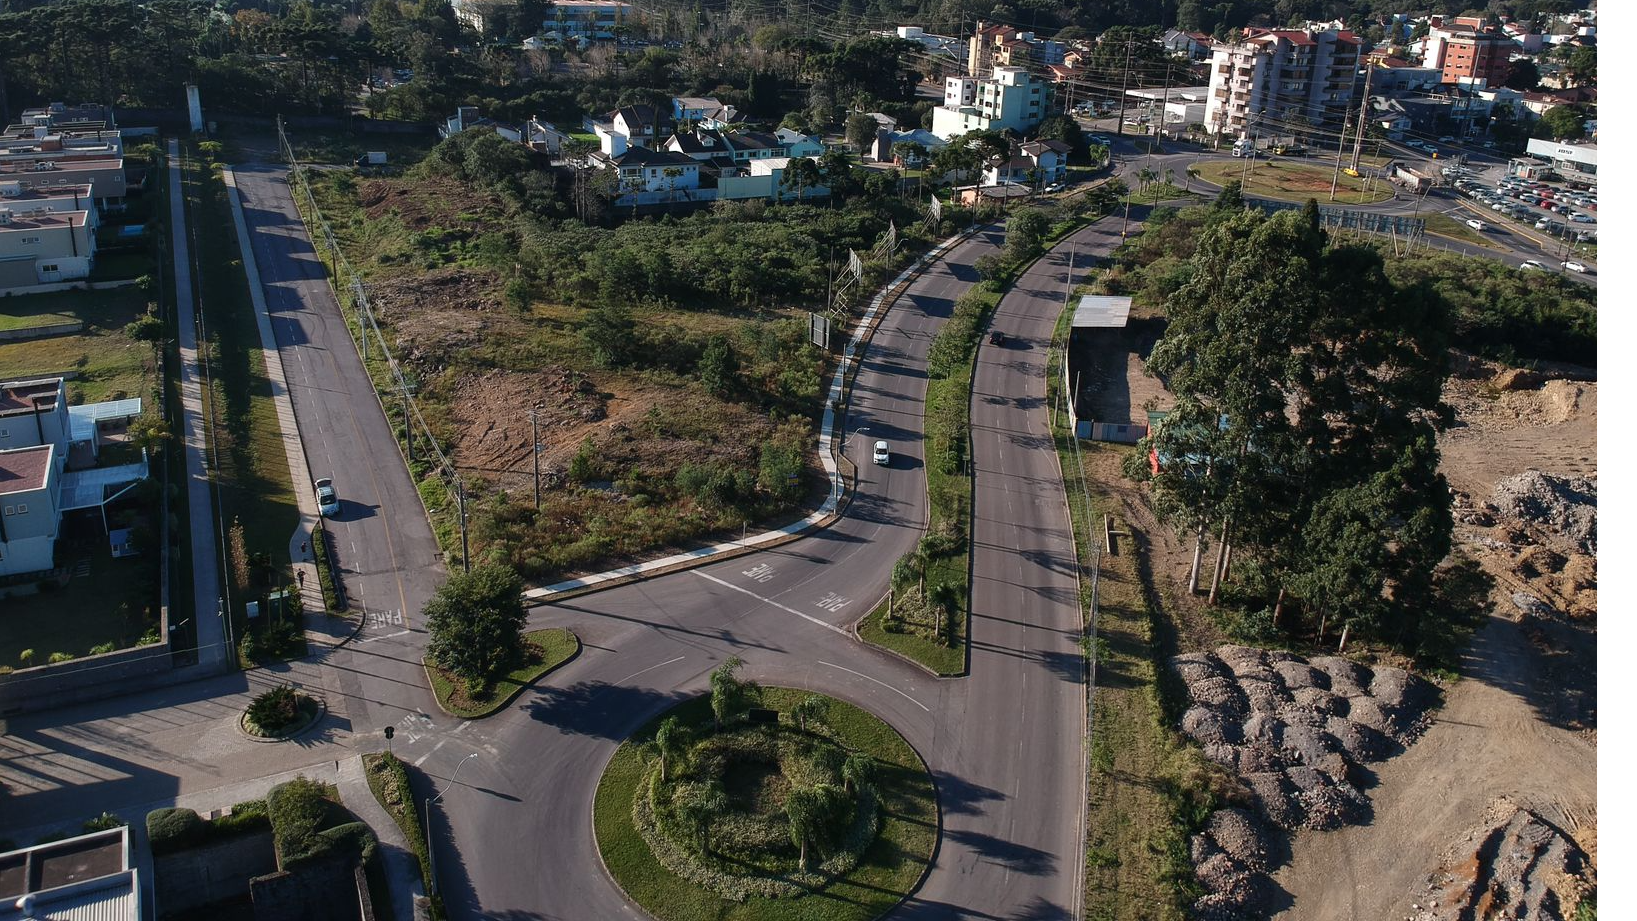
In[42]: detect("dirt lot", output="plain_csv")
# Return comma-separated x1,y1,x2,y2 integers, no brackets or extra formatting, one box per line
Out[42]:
1268,358,1597,918
1068,318,1171,427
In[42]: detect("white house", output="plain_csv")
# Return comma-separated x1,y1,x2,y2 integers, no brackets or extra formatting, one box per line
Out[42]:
591,146,703,203
673,96,738,129
0,205,95,292
982,139,1069,186
774,128,825,159
931,66,1049,140
524,116,571,155
591,104,673,155
0,443,59,575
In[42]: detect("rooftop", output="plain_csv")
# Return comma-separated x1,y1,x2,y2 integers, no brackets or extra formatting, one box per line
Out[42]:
0,378,63,417
0,157,123,175
0,208,87,230
0,444,52,495
1073,295,1133,329
0,827,136,921
0,182,93,203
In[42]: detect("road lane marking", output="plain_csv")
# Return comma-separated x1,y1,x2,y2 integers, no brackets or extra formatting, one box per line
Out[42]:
818,661,930,712
359,629,410,644
618,655,686,684
742,563,776,583
815,592,852,612
414,736,449,767
692,571,848,637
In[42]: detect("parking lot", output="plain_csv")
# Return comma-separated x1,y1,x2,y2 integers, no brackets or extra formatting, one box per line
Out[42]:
1446,163,1596,273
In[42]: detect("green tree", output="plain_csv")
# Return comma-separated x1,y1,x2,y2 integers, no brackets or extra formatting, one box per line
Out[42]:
1566,45,1595,85
424,564,528,687
1005,208,1050,261
709,655,756,728
1214,178,1244,211
698,334,740,399
651,716,687,782
1034,114,1088,160
841,752,876,794
757,437,803,503
779,155,824,201
790,695,827,732
845,111,879,154
581,303,635,367
785,785,842,871
1537,105,1586,141
1503,58,1539,90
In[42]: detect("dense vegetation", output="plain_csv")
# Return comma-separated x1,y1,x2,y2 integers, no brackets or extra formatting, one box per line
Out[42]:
1121,199,1495,660
308,132,943,579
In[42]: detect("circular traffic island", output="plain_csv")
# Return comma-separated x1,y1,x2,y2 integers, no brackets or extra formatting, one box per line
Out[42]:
239,685,323,740
596,686,937,921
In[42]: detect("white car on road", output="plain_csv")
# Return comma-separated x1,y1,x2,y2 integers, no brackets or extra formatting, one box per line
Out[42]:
872,441,890,465
315,477,340,517
1466,219,1488,231
1520,260,1544,271
1561,261,1587,273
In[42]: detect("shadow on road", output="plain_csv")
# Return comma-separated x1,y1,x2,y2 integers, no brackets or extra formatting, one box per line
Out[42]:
525,681,688,740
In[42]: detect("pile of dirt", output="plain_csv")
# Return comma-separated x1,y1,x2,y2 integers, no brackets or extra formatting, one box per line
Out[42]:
1408,797,1594,921
1490,470,1597,555
1175,645,1438,917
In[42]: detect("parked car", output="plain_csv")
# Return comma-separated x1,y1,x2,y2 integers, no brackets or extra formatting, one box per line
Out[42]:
1570,213,1594,223
1561,261,1587,273
872,441,890,465
315,477,340,517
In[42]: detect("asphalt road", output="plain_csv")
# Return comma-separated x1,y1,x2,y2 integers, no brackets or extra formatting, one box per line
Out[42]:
231,163,450,730
422,223,1109,920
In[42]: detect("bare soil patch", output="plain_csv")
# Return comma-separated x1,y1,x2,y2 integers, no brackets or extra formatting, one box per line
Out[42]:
1409,796,1593,921
359,176,509,232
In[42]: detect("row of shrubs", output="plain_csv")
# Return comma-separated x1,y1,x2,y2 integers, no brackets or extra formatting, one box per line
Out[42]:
2,629,164,673
147,799,272,856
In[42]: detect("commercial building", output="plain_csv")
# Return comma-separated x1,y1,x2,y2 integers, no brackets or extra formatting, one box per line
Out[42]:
1203,27,1362,137
931,66,1050,140
1525,138,1596,177
542,0,631,39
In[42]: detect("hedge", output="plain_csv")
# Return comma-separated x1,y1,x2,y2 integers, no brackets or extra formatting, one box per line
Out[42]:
146,808,208,856
267,775,376,868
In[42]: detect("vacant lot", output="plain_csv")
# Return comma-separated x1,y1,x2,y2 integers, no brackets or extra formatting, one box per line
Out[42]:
0,531,160,665
0,287,152,403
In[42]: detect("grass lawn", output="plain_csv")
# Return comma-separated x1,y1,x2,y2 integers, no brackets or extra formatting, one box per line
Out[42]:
0,549,159,666
181,143,300,655
0,286,152,403
1042,305,1222,920
426,628,580,718
1423,213,1501,249
1192,159,1393,206
595,687,937,921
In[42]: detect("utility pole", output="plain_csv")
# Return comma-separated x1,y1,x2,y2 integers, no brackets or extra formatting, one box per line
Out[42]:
1116,41,1132,137
455,477,470,573
1329,111,1350,202
1149,63,1173,157
1349,61,1375,172
402,384,414,463
530,406,541,510
1063,242,1076,308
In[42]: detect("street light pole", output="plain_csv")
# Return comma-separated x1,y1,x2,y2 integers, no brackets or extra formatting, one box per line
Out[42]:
425,752,480,897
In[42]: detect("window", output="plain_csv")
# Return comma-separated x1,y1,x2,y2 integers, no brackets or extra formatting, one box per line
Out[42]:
14,503,24,514
20,236,40,244
3,506,11,515
39,263,56,272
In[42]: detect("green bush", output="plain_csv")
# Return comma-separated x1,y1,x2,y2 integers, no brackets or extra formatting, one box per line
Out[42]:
147,807,208,855
83,812,126,833
245,685,313,735
47,652,72,664
267,776,337,865
214,799,272,837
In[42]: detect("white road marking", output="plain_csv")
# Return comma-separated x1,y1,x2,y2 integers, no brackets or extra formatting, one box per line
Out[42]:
359,628,410,644
692,571,848,637
818,661,930,712
742,563,776,583
414,736,450,766
618,655,686,684
815,592,853,612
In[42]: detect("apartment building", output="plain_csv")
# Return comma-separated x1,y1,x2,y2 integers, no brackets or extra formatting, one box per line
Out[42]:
1203,27,1362,137
1433,30,1512,86
932,66,1049,140
967,21,1065,73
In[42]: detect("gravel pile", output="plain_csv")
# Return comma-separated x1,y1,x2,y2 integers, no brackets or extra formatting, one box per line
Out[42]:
1491,470,1597,554
1175,645,1438,918
1409,798,1594,921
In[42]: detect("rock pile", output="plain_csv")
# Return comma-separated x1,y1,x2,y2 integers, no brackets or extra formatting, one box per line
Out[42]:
1491,470,1597,554
1175,645,1438,917
1409,798,1594,921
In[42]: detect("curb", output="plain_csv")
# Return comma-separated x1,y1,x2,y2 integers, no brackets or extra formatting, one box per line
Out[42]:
237,695,328,742
526,227,985,607
420,630,582,719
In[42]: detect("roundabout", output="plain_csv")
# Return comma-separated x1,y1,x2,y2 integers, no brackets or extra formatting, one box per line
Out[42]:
595,677,937,921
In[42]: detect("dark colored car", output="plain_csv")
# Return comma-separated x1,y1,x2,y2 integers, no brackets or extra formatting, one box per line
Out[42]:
989,331,1004,345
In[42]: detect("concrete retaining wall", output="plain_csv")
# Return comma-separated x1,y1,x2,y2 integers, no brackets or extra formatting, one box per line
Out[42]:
154,830,277,916
0,321,83,342
0,637,173,716
249,852,366,921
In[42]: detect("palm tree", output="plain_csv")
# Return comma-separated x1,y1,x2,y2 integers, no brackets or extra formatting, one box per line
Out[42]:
842,753,876,795
652,716,687,782
710,655,753,728
676,781,726,854
786,786,833,871
926,582,961,644
790,695,827,732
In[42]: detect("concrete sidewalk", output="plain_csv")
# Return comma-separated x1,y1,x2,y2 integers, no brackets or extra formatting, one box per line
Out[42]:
221,164,354,651
166,139,227,671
